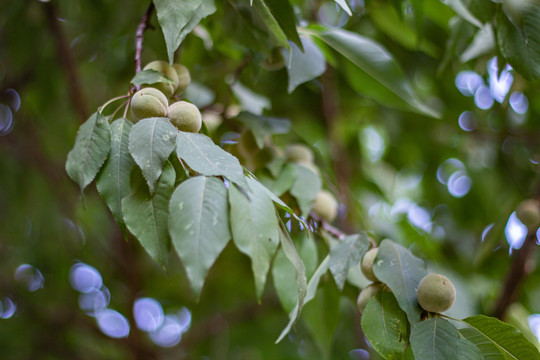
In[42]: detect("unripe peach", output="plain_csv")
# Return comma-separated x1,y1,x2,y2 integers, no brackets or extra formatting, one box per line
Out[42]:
416,273,456,313
167,101,202,133
130,88,168,121
173,64,191,94
312,190,338,222
357,283,383,312
285,144,313,164
143,60,179,97
361,248,379,282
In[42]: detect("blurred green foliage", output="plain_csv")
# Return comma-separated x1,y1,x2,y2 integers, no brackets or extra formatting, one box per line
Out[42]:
1,0,540,358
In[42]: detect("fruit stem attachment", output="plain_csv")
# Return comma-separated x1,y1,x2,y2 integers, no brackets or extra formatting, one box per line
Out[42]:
109,99,129,121
134,2,155,91
98,94,130,114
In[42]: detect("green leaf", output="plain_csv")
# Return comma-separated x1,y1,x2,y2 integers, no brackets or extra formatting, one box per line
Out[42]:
334,0,352,16
128,117,178,194
231,82,271,115
237,112,291,148
246,175,300,220
176,131,247,188
153,0,216,65
361,290,409,359
66,112,111,191
130,69,175,86
168,176,231,299
373,239,427,324
496,5,540,80
328,233,369,290
260,0,302,49
273,232,318,312
276,254,328,343
460,315,540,359
302,285,341,360
306,26,441,118
290,164,321,217
229,181,280,300
96,118,134,236
281,36,326,93
457,337,483,360
441,0,483,28
252,0,289,48
410,318,460,360
460,24,494,63
122,162,175,270
272,163,297,196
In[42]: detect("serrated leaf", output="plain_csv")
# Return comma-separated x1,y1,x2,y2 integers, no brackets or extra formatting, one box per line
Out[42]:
66,112,111,191
122,162,175,270
153,0,216,65
252,0,289,48
130,69,175,86
329,233,370,290
290,164,321,217
460,315,540,359
276,253,329,344
281,36,326,93
410,318,460,360
237,112,291,148
306,26,440,118
176,131,247,188
96,118,134,236
361,290,409,359
273,232,318,312
457,337,483,360
373,239,427,324
169,176,231,299
496,5,540,80
128,117,178,194
229,181,280,300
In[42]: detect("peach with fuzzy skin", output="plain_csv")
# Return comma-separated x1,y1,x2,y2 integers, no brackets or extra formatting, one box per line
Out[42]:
361,248,379,282
173,64,191,94
357,283,383,312
416,273,456,313
285,144,313,164
312,190,338,222
130,88,168,121
143,60,179,97
167,101,202,133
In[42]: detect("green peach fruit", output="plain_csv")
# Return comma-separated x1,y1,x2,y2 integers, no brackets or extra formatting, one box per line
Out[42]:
143,60,179,97
285,144,314,164
173,64,191,94
167,101,202,133
130,88,168,121
357,283,383,312
417,273,456,313
361,248,379,282
312,190,338,222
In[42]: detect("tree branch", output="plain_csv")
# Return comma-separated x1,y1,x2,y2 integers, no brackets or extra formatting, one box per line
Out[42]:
43,2,87,123
492,231,537,319
134,3,155,91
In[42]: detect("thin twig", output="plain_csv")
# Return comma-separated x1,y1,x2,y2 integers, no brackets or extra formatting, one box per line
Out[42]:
134,3,155,91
